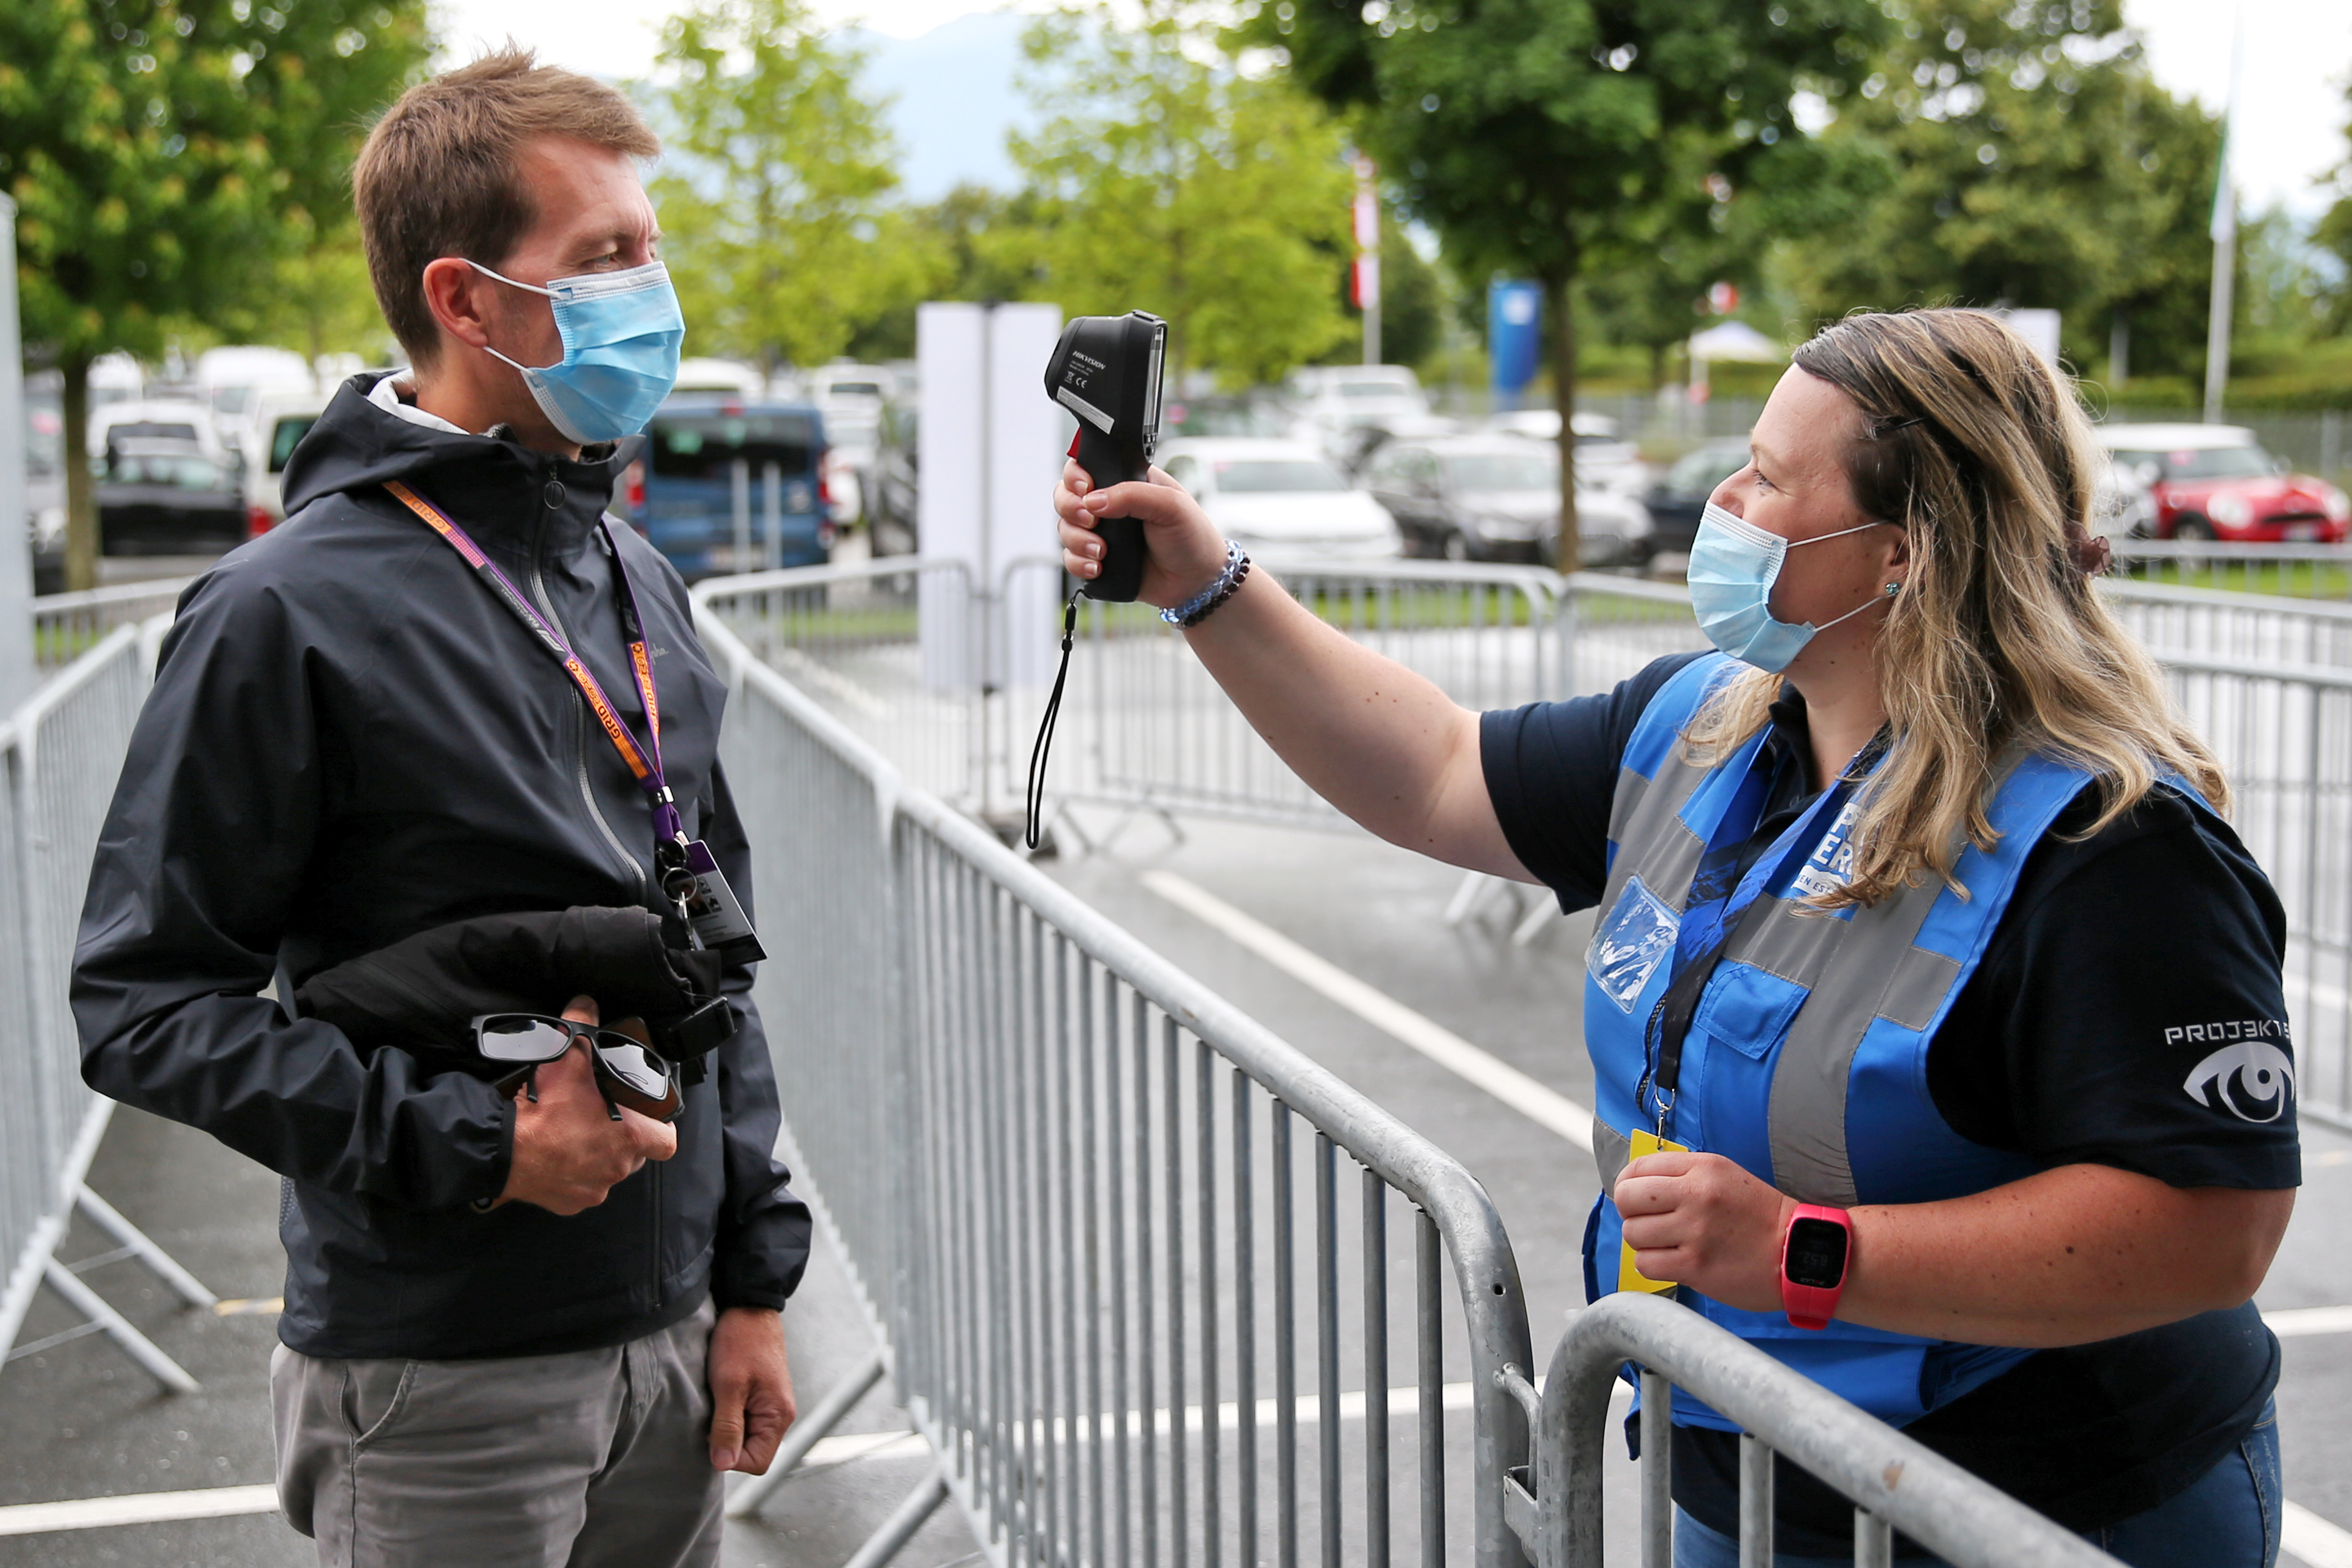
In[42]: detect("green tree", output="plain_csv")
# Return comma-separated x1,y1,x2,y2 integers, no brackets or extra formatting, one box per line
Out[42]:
844,183,1054,362
2,0,430,588
1012,4,1356,388
1773,0,2220,382
645,0,938,375
1323,211,1445,371
1247,0,1885,569
2316,78,2352,337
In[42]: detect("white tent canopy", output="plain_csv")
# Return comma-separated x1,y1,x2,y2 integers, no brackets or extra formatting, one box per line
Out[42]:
1687,320,1785,363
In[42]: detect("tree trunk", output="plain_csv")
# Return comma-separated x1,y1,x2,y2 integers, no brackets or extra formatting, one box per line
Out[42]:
1648,341,1667,393
61,354,98,593
1548,273,1579,577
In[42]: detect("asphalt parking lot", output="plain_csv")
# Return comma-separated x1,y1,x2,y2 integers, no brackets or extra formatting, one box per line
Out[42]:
1,805,2346,1565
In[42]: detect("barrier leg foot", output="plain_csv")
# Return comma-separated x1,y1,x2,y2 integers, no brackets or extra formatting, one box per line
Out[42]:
1510,890,1558,947
841,1471,949,1568
39,1259,198,1394
726,1349,890,1519
1443,868,1494,926
75,1186,217,1308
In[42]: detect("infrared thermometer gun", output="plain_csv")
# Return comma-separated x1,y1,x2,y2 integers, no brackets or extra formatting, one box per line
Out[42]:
1044,310,1167,603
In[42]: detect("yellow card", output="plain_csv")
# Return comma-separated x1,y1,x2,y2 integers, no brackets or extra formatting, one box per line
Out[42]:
1615,1129,1689,1294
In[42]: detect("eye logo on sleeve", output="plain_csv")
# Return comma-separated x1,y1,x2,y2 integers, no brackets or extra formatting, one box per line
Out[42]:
2179,1029,2296,1123
1588,876,1678,1013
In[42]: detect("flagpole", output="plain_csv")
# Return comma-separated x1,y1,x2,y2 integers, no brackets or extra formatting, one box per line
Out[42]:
2203,11,2243,424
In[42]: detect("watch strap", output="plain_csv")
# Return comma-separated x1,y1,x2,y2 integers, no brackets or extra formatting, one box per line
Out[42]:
1779,1202,1852,1331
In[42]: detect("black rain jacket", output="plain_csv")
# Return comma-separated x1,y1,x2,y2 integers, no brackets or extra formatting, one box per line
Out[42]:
72,372,811,1360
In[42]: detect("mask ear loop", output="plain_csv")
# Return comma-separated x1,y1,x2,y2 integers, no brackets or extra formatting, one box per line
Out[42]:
1024,591,1082,851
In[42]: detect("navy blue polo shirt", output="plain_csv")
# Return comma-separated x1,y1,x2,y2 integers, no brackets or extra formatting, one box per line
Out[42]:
1482,652,2299,1551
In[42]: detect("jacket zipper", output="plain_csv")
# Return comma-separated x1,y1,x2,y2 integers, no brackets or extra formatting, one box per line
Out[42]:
527,505,652,906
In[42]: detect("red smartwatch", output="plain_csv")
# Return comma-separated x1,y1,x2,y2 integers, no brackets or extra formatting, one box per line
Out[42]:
1779,1204,1853,1330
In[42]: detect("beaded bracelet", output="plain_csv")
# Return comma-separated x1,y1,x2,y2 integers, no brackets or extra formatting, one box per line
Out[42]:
1160,542,1252,627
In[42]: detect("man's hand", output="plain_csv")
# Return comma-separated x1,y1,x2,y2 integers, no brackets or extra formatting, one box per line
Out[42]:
496,995,677,1215
1614,1150,1797,1314
708,1306,795,1473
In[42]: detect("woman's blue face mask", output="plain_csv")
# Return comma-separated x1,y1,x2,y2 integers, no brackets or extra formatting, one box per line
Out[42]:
468,259,685,445
1687,501,1898,673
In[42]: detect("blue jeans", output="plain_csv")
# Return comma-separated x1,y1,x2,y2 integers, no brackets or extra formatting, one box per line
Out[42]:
1671,1401,2280,1568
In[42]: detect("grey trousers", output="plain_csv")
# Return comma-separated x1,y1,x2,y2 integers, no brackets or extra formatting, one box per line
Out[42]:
271,1299,724,1568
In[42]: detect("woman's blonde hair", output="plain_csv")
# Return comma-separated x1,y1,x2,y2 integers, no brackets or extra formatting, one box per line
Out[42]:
1683,308,2228,909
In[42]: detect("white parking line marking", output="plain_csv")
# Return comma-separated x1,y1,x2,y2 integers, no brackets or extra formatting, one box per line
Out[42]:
1141,870,1595,1151
2266,1305,2352,1338
2286,1500,2352,1568
0,1485,278,1537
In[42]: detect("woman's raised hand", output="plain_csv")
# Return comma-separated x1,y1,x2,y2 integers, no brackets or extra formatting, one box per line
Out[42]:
1053,459,1231,610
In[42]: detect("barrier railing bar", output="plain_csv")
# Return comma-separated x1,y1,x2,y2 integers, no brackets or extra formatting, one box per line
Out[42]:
1364,1165,1391,1568
1529,1291,2119,1568
1316,1131,1342,1568
1274,1098,1299,1568
1198,1040,1223,1568
1738,1435,1773,1568
1417,1209,1443,1568
1235,1069,1259,1567
1164,1014,1190,1568
1640,1371,1671,1568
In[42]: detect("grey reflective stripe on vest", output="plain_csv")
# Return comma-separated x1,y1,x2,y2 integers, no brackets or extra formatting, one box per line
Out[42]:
1598,762,1710,917
1741,883,1964,1206
1593,1117,1634,1192
1595,736,2014,1206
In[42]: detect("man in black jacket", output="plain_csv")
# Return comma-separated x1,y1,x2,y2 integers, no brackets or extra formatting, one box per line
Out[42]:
72,49,809,1567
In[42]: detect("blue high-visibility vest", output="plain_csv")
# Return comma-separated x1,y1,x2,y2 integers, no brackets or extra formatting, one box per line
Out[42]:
1580,653,2204,1430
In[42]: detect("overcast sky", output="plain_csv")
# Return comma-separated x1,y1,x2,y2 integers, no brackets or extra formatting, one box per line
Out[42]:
431,0,2351,218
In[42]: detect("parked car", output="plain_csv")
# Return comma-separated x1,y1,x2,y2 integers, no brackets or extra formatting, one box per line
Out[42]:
2092,424,2351,543
1642,438,1753,557
613,397,832,579
1162,391,1295,441
96,440,247,556
25,402,66,594
1484,409,1652,497
89,398,242,471
1364,436,1652,567
1285,364,1431,453
242,393,327,537
867,397,920,556
1158,437,1401,559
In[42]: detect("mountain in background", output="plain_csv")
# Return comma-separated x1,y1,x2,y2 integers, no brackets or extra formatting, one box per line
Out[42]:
848,11,1035,203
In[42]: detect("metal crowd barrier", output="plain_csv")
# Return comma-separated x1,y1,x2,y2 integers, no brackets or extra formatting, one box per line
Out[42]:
0,618,217,1393
696,581,2126,1567
698,606,1538,1565
1507,1292,2118,1568
2102,579,2352,669
30,579,191,671
2106,539,2352,600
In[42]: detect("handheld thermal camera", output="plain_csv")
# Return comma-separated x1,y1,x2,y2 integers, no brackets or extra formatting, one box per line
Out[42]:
1043,310,1167,602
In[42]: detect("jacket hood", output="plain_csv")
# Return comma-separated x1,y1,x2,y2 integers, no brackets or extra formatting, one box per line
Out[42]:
281,371,624,521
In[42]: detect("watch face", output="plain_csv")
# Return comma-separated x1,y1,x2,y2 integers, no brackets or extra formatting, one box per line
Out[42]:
1785,1216,1849,1289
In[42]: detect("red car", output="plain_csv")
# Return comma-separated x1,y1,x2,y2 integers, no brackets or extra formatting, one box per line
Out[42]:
2099,424,2352,544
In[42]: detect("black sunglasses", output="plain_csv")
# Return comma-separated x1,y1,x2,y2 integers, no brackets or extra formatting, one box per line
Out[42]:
471,1013,682,1123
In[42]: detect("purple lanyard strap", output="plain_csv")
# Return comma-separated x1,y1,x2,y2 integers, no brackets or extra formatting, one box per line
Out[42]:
384,480,686,851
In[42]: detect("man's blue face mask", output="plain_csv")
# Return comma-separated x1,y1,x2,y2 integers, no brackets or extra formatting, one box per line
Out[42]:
1687,501,1900,673
468,259,685,445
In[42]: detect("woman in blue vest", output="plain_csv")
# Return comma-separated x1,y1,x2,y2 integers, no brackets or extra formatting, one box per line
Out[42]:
1051,307,2297,1566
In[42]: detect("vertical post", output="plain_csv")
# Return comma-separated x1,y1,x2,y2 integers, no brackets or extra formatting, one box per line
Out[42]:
762,460,781,572
0,194,35,709
2321,408,2342,487
1640,1370,1672,1568
1738,1434,1774,1568
2203,20,2241,425
1353,158,1381,368
731,458,751,573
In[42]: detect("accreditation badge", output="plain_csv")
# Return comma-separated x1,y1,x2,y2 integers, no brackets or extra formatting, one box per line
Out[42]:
1616,1128,1690,1295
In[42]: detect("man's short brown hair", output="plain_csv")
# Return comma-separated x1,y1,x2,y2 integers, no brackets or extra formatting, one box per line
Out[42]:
353,48,659,370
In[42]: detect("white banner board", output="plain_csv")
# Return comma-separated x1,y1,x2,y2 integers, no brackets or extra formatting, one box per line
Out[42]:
916,301,1070,691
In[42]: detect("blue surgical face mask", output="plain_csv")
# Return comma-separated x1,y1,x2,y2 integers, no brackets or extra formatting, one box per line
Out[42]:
468,259,684,444
1687,501,1897,672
